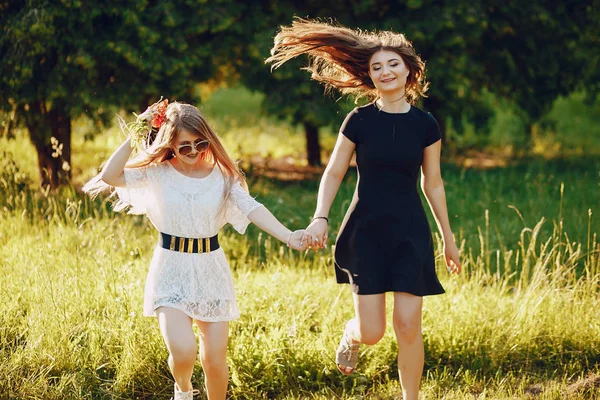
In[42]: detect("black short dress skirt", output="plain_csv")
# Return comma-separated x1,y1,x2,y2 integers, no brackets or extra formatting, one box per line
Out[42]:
334,103,445,296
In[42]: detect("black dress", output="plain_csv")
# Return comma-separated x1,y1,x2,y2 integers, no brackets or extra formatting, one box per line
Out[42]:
334,103,445,296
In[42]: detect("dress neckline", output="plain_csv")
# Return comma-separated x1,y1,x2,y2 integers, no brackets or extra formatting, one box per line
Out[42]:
167,160,217,180
372,102,413,115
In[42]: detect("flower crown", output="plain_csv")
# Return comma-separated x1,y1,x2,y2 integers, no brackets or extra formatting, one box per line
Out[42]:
121,98,169,149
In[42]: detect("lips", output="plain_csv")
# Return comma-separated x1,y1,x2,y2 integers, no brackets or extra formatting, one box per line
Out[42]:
381,77,396,83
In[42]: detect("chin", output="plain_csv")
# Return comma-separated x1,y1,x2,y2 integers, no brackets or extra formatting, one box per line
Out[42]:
379,86,404,95
181,155,200,164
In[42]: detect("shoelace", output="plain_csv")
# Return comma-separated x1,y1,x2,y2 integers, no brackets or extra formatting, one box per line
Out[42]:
172,388,201,400
341,336,360,361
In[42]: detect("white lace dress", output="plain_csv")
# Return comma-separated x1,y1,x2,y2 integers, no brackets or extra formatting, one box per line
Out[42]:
116,161,263,322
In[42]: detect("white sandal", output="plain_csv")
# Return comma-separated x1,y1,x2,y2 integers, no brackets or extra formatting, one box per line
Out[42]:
335,327,360,375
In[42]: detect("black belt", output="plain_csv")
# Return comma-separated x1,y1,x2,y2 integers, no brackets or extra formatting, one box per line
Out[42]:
159,232,219,253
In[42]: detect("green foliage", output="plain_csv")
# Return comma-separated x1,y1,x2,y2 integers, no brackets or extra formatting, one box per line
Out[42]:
0,0,247,116
540,91,600,151
0,0,249,186
236,1,597,149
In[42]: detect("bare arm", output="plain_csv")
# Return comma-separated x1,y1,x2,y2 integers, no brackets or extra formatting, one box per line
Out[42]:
421,140,461,273
99,138,133,188
305,133,356,248
247,206,306,250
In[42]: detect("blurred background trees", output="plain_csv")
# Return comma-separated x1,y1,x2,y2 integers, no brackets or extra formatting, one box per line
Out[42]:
1,0,598,187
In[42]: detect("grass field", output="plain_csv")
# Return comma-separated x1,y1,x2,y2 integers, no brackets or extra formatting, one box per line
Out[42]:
1,88,599,399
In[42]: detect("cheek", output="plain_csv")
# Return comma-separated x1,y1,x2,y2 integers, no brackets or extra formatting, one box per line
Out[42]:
369,71,380,86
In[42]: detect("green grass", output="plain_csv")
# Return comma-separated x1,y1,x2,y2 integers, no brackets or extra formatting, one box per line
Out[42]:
1,89,600,398
0,188,598,399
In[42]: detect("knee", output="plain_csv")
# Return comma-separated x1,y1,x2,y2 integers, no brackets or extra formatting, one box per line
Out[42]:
170,342,198,368
357,322,385,345
393,318,421,344
200,348,227,371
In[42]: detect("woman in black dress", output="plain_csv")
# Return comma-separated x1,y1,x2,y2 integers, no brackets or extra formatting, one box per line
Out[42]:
267,19,461,399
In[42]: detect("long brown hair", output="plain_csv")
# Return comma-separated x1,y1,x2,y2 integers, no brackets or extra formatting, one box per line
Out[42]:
84,102,246,214
266,18,428,104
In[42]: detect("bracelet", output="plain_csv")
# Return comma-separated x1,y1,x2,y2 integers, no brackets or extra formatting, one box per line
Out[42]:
286,231,293,247
312,216,329,223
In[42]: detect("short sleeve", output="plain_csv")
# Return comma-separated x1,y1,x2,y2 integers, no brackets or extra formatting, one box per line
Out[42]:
225,181,263,234
114,167,150,214
340,108,361,143
425,112,442,147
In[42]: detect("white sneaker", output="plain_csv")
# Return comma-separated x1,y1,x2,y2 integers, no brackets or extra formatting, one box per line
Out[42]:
172,382,200,400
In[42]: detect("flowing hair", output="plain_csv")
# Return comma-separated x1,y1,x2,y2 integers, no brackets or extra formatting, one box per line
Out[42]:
84,102,246,215
266,18,428,104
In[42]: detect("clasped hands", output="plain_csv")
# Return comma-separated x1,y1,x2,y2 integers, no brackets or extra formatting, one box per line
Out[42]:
286,218,328,251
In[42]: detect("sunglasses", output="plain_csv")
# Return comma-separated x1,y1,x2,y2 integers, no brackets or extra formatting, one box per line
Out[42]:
176,139,210,156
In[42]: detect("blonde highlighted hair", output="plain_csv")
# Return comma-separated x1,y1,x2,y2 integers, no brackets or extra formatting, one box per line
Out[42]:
84,102,246,214
266,18,428,104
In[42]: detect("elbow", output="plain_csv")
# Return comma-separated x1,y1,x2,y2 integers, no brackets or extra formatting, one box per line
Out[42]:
421,178,443,196
323,168,345,183
247,205,265,222
99,170,118,187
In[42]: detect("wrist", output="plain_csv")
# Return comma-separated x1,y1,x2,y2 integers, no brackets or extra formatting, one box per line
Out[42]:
442,233,454,243
311,216,329,224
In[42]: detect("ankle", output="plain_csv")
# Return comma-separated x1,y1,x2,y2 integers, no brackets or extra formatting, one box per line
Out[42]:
345,320,361,345
175,381,193,392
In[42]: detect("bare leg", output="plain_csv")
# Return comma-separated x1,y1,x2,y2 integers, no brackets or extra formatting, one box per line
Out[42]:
156,307,197,393
195,320,229,400
337,293,386,374
393,292,424,400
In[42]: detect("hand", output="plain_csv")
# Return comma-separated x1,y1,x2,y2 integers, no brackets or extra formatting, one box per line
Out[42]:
136,106,157,123
137,98,167,123
303,218,328,250
287,229,308,251
444,240,461,274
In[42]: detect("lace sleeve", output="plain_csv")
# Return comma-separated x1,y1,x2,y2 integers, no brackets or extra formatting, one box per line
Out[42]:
114,167,149,214
225,181,263,234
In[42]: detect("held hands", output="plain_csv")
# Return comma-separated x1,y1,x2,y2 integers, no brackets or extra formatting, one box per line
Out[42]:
302,217,328,251
287,230,309,251
285,217,329,252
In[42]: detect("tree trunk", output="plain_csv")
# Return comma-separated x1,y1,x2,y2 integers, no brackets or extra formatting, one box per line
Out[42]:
304,121,321,167
2,103,18,139
24,100,72,189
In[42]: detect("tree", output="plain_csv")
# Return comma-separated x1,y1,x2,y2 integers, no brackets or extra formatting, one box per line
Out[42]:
237,2,357,167
237,0,597,163
0,0,246,187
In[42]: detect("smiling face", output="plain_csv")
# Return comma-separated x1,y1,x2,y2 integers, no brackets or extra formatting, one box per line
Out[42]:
368,49,410,95
173,128,210,166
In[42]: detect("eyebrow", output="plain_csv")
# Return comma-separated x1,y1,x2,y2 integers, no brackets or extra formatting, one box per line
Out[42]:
371,58,401,66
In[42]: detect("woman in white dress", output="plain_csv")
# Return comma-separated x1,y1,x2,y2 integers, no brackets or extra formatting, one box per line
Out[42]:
84,101,307,400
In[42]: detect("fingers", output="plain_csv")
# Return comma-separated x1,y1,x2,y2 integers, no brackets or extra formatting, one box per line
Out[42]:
446,257,461,274
288,228,330,252
303,231,314,248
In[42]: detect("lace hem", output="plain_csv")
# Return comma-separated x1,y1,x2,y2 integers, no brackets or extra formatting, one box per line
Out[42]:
147,300,240,322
